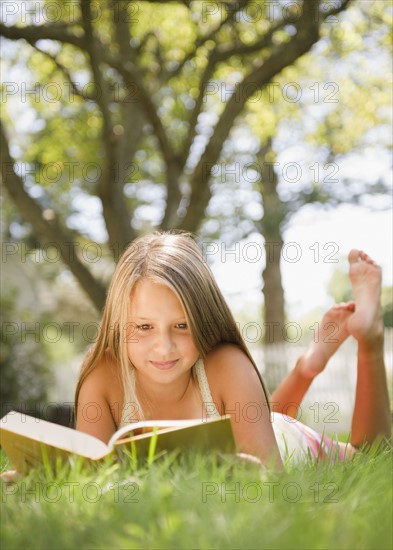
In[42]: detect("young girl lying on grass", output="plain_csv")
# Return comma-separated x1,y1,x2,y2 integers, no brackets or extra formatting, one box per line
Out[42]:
2,232,389,480
73,232,391,468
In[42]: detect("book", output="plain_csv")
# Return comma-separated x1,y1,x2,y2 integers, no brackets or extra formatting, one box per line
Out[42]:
0,411,235,472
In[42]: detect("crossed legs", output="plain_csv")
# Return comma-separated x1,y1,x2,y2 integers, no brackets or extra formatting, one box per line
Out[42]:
271,249,391,449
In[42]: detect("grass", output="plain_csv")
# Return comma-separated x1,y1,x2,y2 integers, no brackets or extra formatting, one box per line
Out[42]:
1,443,392,550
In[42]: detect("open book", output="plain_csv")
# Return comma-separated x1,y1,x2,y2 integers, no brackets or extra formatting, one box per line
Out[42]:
0,411,235,472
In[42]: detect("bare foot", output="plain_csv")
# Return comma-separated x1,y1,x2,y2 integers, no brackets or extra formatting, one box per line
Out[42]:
347,249,384,344
298,302,355,379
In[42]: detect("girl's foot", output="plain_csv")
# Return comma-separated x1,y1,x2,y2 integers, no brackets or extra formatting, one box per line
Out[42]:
298,302,355,379
346,250,390,446
347,249,384,344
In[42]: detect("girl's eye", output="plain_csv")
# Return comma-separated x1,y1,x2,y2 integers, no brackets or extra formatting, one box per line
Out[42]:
138,324,152,331
176,323,188,329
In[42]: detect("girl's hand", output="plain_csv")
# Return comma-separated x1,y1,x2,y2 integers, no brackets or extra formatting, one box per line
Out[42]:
236,452,263,466
0,470,20,483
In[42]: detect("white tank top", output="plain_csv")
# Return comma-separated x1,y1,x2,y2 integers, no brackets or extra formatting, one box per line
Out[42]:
119,358,333,465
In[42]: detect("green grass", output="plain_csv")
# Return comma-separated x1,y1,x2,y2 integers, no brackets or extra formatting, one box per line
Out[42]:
1,444,392,550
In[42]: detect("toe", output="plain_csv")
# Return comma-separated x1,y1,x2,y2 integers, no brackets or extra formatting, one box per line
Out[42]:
359,250,369,262
360,251,378,266
348,249,360,264
340,301,356,311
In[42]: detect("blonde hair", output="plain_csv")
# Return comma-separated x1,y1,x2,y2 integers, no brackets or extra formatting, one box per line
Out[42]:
75,231,270,422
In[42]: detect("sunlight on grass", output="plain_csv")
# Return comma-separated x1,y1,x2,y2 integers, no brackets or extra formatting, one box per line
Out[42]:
1,444,392,550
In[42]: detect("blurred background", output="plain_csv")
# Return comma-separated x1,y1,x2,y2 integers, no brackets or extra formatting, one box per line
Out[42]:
1,0,392,432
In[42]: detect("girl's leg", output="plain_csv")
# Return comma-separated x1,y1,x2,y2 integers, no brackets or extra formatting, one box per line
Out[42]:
270,303,354,417
346,250,391,447
271,249,391,449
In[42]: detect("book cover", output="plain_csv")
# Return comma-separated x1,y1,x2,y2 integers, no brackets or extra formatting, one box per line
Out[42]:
0,411,235,472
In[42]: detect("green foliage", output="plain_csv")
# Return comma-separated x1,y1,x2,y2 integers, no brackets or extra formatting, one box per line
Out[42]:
327,264,353,303
0,291,52,409
6,0,391,247
1,444,392,549
0,241,102,408
1,0,391,331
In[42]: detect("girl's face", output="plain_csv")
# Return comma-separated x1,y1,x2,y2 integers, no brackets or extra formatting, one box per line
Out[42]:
127,279,199,385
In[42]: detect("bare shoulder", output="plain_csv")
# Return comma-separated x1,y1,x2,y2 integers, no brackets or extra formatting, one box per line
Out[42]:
204,343,265,409
204,344,281,466
205,344,262,389
78,351,121,405
76,350,123,441
84,350,121,389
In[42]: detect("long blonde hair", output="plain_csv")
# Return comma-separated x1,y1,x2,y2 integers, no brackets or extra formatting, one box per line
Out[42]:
75,232,270,421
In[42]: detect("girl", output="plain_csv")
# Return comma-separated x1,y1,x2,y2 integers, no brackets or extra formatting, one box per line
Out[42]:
75,232,391,467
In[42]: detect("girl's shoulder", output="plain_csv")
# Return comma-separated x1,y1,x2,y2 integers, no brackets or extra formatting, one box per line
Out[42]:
205,343,254,372
81,349,122,399
77,349,124,438
204,343,261,392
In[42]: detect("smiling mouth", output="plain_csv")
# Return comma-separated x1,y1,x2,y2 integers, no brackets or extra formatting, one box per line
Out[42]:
150,360,178,370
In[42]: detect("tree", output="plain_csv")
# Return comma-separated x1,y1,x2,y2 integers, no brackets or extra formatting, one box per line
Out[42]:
199,0,392,341
1,0,353,314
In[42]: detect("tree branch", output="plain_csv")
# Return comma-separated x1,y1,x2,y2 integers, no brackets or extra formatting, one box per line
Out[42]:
177,57,216,169
28,43,97,101
110,0,134,60
212,18,289,63
169,0,252,79
180,0,321,231
0,22,86,49
178,16,288,169
1,119,107,311
80,0,134,254
108,56,176,166
80,1,113,138
322,0,353,18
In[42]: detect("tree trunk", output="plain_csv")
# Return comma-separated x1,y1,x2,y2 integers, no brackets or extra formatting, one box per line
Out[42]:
256,139,288,391
256,139,287,342
262,239,285,344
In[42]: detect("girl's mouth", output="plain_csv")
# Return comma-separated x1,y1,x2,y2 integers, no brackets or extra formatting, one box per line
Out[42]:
150,360,178,370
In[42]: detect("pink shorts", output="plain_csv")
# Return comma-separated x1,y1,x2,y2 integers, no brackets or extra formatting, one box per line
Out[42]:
272,413,350,463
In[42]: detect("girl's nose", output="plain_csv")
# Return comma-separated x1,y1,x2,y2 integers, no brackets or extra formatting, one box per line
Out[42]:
154,330,175,356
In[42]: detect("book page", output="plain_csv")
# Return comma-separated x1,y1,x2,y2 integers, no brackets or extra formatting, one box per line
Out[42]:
0,411,109,460
108,418,207,448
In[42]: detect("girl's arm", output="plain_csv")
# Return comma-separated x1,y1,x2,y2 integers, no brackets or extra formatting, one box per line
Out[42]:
76,360,118,444
0,364,116,479
205,345,283,469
